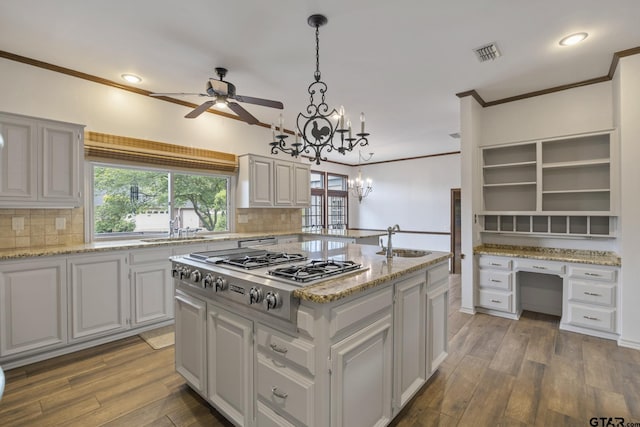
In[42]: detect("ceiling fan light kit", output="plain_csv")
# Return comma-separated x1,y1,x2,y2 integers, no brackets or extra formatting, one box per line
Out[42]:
269,14,370,165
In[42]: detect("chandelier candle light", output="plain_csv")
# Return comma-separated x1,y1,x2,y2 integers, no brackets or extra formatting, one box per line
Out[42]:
349,151,373,203
269,14,370,165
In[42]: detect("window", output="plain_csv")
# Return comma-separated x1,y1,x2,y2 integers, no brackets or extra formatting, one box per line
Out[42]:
92,164,230,238
302,171,349,230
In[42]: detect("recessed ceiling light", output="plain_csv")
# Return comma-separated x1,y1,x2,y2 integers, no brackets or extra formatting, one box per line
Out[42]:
559,32,588,46
121,73,142,84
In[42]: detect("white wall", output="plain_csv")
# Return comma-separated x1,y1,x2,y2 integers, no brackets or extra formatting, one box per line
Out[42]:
617,54,640,348
348,154,461,252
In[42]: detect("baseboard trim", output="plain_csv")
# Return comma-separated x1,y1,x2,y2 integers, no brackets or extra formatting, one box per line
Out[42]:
458,306,476,315
618,337,640,350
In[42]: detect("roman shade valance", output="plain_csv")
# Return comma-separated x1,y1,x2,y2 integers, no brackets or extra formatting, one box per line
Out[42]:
84,131,238,173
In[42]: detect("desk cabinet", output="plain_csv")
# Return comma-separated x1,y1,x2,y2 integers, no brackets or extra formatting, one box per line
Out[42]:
477,256,516,316
566,265,617,334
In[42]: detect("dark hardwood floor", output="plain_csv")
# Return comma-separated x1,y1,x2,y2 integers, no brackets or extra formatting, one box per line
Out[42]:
1,275,639,426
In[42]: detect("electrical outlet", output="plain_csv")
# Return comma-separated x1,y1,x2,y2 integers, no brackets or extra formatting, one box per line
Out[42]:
12,217,24,231
55,217,66,230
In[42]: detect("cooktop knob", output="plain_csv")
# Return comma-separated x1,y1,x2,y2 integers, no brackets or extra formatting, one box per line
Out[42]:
190,270,202,282
179,267,191,280
203,274,214,288
249,287,263,304
264,292,282,311
215,276,228,292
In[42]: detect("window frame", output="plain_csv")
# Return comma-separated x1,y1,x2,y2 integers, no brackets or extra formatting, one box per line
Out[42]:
302,170,349,230
86,161,235,241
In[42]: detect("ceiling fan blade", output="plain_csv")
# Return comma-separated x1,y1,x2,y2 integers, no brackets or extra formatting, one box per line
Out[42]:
234,94,284,109
228,102,259,125
185,100,215,118
150,92,209,97
208,79,229,96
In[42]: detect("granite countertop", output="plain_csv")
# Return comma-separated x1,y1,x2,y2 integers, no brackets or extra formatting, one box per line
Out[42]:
265,241,452,303
474,244,621,266
0,229,387,261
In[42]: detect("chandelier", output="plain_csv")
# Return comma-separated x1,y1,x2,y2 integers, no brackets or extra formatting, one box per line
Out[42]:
269,14,370,165
348,151,373,203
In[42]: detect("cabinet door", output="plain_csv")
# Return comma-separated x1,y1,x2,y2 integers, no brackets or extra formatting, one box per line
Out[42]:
0,260,67,357
274,160,294,206
175,291,206,392
393,274,426,409
0,114,38,201
131,262,173,325
331,314,393,427
427,282,449,375
293,163,311,207
250,157,273,206
40,122,82,204
207,303,253,427
68,254,128,341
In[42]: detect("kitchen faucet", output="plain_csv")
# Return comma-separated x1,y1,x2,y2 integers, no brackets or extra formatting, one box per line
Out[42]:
169,213,180,238
385,224,400,258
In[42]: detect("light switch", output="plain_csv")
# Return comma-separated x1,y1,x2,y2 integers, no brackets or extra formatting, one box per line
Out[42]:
12,217,24,231
55,217,66,230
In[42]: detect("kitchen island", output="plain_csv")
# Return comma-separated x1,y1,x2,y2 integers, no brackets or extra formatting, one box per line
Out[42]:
173,241,451,427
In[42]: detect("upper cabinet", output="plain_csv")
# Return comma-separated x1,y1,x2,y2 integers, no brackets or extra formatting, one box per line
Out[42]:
481,131,617,215
0,112,84,208
236,154,310,208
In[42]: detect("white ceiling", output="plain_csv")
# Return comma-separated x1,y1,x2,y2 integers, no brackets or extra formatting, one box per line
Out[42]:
1,0,639,164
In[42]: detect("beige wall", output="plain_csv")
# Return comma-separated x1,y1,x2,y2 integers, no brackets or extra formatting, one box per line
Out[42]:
0,208,84,249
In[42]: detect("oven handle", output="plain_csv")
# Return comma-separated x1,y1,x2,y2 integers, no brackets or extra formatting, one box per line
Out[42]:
238,237,277,248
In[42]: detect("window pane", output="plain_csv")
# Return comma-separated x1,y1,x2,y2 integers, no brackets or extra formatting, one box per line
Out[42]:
327,174,347,191
310,171,324,189
327,195,347,229
93,165,168,235
302,194,324,230
173,174,230,232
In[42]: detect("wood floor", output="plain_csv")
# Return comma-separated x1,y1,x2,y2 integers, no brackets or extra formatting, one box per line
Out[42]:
1,275,639,426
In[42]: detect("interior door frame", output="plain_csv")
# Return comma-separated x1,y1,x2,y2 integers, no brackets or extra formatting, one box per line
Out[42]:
450,188,461,274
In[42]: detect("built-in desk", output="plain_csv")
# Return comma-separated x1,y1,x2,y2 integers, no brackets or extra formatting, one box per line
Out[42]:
474,245,621,340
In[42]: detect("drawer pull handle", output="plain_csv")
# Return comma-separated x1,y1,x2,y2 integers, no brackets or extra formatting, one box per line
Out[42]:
490,263,502,266
490,279,502,283
532,265,547,270
272,386,288,399
583,292,602,297
584,272,602,277
490,299,502,303
269,343,288,354
583,315,600,321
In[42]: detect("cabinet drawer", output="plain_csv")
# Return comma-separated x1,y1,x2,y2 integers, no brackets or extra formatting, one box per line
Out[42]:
257,324,315,376
568,280,615,306
478,256,512,270
257,353,314,427
428,263,449,286
567,303,616,333
569,266,616,282
479,270,512,291
515,258,565,275
330,287,392,338
478,289,513,312
129,248,172,265
256,401,296,427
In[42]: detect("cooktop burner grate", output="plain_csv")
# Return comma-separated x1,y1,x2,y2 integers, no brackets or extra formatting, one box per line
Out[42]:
268,260,362,283
222,252,307,269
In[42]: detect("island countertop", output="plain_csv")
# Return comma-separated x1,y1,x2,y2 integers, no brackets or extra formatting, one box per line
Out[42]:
265,241,451,303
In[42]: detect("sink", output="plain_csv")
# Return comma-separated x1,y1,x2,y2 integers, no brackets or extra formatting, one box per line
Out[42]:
376,249,432,258
141,236,208,243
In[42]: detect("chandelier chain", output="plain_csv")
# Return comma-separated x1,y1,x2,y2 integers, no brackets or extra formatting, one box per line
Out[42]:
314,25,321,82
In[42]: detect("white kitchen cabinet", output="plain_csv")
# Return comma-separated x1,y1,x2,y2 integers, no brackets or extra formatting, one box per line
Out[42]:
331,313,393,427
130,248,173,326
393,273,426,410
565,265,618,335
0,259,67,358
68,253,128,341
237,154,311,208
426,264,449,375
0,112,84,207
476,255,517,317
175,290,207,393
207,302,253,427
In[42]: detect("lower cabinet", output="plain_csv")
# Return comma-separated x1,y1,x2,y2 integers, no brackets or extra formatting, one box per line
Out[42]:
175,291,207,393
427,278,449,374
130,261,173,326
68,253,128,341
331,314,393,427
207,302,253,426
0,259,67,357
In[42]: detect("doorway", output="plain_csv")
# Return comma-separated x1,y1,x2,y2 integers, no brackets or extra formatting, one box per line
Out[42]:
450,188,461,273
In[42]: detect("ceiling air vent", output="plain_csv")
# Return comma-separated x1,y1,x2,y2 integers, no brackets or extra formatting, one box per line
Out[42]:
474,42,501,62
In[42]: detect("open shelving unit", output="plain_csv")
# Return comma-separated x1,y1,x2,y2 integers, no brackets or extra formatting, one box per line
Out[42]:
479,131,617,238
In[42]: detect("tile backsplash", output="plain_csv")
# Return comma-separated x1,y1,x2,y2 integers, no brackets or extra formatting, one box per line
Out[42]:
235,208,302,233
0,208,84,249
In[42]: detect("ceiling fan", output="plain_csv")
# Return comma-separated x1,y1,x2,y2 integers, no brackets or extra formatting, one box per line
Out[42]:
150,67,283,125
